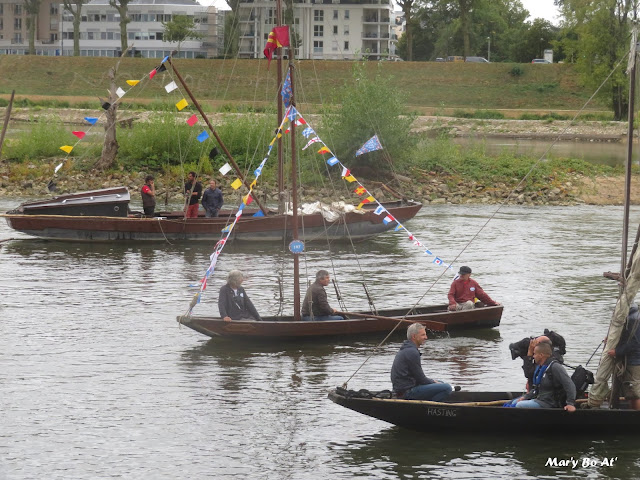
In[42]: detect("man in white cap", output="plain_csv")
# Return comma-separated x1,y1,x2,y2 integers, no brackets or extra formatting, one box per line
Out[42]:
447,265,500,311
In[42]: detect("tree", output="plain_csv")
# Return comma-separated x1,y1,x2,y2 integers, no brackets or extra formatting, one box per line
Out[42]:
397,0,418,60
108,0,131,54
24,0,41,55
559,0,637,120
62,0,86,56
162,15,204,53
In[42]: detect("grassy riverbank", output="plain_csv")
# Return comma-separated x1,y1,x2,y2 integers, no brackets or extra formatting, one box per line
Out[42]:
0,56,609,114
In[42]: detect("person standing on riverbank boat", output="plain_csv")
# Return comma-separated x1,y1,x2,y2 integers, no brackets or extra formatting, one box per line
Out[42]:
141,175,156,217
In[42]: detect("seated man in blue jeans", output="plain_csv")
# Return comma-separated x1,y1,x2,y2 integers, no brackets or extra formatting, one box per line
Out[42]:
301,270,345,321
391,323,453,401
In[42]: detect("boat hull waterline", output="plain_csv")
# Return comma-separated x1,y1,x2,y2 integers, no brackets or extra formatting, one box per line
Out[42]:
177,305,503,339
328,389,640,434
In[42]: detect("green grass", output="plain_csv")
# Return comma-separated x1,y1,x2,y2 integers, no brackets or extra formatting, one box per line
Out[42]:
0,56,607,113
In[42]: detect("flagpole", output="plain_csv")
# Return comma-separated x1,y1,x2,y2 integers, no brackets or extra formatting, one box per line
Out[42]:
289,56,301,321
167,56,268,216
276,0,285,214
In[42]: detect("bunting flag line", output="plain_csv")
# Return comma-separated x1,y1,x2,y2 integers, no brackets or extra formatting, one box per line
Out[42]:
72,131,86,139
165,81,178,93
84,117,98,125
327,157,339,166
243,194,254,205
59,145,73,154
175,98,188,111
354,186,367,195
219,163,232,176
355,134,383,157
383,215,395,225
301,127,315,138
374,205,385,215
149,68,158,79
317,146,331,154
302,137,320,150
357,196,375,209
126,80,140,86
281,70,292,108
230,178,243,190
197,131,209,142
186,115,198,126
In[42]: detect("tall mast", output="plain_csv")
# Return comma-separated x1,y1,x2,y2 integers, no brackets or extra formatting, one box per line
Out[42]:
289,57,301,320
276,0,285,214
167,57,269,216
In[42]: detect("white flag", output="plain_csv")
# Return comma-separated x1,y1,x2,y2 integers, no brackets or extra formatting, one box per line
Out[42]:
116,87,126,98
219,163,232,176
54,162,64,173
165,81,178,93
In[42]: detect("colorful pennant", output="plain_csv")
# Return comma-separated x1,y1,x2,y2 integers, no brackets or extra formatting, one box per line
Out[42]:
59,145,73,154
126,80,140,86
72,131,86,139
186,115,198,126
175,98,188,111
231,178,242,190
197,131,209,142
219,163,232,176
165,81,178,93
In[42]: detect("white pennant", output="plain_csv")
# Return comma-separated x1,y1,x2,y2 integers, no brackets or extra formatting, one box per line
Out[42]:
165,81,178,93
116,87,126,98
219,163,232,176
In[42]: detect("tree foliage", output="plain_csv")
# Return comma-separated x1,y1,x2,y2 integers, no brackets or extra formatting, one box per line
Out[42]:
321,61,416,175
162,15,204,52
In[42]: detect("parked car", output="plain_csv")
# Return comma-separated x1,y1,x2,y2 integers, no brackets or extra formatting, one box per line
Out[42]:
435,57,445,62
532,59,551,64
465,56,489,63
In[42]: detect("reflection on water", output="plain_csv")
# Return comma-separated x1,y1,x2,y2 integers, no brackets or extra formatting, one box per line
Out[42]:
2,196,640,479
455,137,628,166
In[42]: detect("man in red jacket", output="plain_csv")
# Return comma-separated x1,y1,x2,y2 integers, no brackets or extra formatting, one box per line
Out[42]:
448,266,500,311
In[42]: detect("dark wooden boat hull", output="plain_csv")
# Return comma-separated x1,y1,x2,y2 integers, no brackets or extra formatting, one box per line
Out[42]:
176,305,502,339
3,197,422,242
328,389,640,434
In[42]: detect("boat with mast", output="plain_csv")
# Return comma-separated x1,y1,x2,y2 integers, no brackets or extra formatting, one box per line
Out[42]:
1,53,421,243
177,17,503,338
328,29,640,432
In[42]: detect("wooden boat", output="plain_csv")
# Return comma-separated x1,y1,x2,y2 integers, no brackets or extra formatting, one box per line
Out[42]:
327,389,640,434
177,305,503,339
2,189,421,242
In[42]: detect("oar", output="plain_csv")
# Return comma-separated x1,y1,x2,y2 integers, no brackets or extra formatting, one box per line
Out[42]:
335,311,448,332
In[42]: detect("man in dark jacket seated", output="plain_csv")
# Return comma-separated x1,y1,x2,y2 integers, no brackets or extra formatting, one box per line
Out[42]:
390,323,452,401
301,270,344,321
218,270,262,322
510,342,576,411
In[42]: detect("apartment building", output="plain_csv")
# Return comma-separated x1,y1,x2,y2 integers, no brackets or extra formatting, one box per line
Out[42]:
0,0,225,58
236,0,396,60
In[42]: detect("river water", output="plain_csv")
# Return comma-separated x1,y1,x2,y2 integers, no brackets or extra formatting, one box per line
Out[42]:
2,196,640,479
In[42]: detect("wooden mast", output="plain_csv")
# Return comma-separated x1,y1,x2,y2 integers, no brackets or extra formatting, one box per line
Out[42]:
167,57,269,216
276,0,285,214
289,54,301,321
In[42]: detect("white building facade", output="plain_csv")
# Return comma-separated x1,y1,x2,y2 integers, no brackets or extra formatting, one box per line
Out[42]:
236,0,396,60
0,0,225,58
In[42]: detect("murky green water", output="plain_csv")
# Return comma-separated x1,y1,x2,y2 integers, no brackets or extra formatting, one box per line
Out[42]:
2,197,640,479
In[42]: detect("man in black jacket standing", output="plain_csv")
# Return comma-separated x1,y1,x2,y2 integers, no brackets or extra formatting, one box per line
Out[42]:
608,303,640,410
391,323,452,401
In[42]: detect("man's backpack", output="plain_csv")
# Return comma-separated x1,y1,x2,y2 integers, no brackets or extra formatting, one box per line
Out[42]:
571,365,595,397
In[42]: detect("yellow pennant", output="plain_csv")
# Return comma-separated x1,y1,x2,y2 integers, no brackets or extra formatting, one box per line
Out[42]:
126,80,140,86
344,175,357,183
231,178,243,190
175,98,188,111
59,145,73,154
250,179,257,188
317,146,330,154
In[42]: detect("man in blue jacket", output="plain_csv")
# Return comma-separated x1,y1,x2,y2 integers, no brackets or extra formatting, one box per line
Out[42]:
608,302,640,410
390,323,452,401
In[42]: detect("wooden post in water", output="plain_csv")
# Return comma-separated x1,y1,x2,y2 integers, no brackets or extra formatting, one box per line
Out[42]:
0,90,15,161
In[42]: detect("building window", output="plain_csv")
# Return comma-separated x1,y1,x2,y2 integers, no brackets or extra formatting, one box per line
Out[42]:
314,25,323,37
333,10,338,19
14,18,22,29
344,41,349,50
333,25,337,35
314,10,323,22
344,10,349,19
344,26,349,35
313,40,323,53
0,4,3,14
14,4,22,15
0,19,3,30
50,4,58,15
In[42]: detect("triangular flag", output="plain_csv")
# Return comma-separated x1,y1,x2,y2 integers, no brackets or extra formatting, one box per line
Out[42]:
101,101,111,110
116,87,126,98
186,114,198,126
149,69,157,79
156,64,167,73
54,162,64,173
231,178,243,190
374,206,385,215
243,194,254,205
165,81,178,93
59,145,73,154
317,146,330,154
175,98,188,111
197,130,209,142
357,196,375,210
252,210,265,217
126,80,140,86
344,175,356,183
72,131,86,139
84,117,98,125
219,163,232,176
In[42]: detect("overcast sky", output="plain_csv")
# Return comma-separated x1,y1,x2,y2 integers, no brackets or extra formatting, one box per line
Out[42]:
200,0,561,25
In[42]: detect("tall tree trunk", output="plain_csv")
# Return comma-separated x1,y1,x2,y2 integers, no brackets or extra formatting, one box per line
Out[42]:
119,11,128,53
96,66,119,170
73,15,80,56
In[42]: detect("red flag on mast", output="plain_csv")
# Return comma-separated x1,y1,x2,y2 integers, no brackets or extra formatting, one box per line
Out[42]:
263,26,290,67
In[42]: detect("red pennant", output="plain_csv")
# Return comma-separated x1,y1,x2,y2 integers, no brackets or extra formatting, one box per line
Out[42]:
72,131,86,139
186,114,198,126
149,69,157,79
